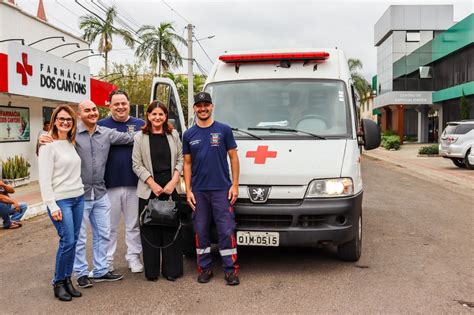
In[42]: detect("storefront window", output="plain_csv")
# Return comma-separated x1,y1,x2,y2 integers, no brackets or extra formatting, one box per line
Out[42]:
0,105,30,142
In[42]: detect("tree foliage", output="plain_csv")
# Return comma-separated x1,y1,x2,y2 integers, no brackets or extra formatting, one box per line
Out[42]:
100,62,154,107
79,6,135,75
348,58,371,111
164,72,206,122
135,22,187,76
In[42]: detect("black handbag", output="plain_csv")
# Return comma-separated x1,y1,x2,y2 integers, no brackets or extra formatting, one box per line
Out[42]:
141,197,179,227
139,197,181,249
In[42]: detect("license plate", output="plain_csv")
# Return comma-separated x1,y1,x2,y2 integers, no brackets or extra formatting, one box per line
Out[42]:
236,231,279,247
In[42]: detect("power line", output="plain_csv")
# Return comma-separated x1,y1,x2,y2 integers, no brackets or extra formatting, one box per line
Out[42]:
91,0,145,46
74,0,144,46
161,0,190,24
194,59,208,76
107,0,142,29
55,0,81,18
193,35,214,65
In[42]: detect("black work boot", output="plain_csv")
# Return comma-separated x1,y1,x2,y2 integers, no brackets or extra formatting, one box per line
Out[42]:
197,270,213,283
64,277,82,297
224,272,240,286
53,281,72,302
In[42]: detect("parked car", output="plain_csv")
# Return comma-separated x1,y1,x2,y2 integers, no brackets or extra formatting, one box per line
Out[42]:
439,120,474,169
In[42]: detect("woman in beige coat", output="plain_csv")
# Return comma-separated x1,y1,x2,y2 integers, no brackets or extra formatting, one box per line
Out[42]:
132,101,184,281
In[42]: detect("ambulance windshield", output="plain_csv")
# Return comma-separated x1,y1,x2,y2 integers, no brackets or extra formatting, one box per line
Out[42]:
207,79,351,138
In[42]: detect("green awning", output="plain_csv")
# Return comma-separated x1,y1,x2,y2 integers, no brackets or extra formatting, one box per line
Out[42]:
372,108,381,115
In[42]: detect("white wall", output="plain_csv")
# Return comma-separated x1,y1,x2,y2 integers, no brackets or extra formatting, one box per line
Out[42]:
0,2,90,65
377,34,393,94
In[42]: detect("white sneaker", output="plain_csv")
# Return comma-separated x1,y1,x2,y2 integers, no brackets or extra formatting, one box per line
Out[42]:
129,260,144,273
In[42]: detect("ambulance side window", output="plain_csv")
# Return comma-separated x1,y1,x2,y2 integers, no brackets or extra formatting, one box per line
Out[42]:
153,83,183,137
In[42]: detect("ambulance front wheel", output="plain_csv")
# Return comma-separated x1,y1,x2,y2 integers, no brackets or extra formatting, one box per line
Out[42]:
337,213,362,262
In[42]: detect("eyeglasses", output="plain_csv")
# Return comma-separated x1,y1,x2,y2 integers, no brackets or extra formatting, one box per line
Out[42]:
56,117,73,123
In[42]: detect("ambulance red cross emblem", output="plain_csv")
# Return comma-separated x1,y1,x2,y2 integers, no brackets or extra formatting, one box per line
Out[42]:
245,146,277,164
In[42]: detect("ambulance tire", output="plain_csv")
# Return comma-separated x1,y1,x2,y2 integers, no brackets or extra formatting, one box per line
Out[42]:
337,213,362,262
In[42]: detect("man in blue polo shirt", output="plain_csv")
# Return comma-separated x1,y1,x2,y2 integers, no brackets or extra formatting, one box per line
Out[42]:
183,92,240,285
98,90,145,273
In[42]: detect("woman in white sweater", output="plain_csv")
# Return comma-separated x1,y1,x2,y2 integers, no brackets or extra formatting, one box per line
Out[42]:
38,105,84,302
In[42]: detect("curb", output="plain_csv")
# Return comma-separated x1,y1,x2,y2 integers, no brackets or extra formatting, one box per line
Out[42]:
22,202,47,220
417,154,440,157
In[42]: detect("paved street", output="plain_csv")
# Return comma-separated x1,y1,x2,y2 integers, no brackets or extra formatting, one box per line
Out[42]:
0,157,473,314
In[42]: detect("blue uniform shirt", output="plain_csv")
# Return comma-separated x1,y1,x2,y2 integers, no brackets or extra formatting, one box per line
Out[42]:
183,121,237,192
97,116,145,188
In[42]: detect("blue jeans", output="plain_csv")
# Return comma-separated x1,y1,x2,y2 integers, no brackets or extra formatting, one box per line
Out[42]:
74,194,111,278
0,202,27,228
48,196,85,284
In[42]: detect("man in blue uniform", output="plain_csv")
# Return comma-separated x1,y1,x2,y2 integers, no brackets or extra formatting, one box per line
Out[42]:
99,90,145,273
183,92,240,285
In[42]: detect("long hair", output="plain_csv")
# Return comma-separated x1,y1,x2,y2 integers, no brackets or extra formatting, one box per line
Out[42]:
49,105,77,144
141,101,173,135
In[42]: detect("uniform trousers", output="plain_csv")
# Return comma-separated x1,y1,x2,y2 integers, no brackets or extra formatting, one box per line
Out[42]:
193,190,238,274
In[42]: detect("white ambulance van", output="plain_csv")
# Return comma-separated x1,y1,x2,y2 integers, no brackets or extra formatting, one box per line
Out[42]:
151,48,380,261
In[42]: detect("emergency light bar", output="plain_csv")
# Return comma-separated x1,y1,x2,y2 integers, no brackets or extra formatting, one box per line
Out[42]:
219,52,330,63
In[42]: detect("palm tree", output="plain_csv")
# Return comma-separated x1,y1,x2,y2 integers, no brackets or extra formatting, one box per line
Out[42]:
135,22,187,76
79,6,135,76
348,58,371,108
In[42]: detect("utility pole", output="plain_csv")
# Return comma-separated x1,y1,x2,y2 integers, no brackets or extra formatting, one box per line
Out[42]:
187,23,194,127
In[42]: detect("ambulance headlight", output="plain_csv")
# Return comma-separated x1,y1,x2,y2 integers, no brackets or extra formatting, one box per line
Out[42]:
305,178,354,198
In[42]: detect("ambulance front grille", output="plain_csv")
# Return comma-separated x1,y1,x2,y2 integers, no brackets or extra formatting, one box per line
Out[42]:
236,199,302,205
298,215,327,227
235,214,293,228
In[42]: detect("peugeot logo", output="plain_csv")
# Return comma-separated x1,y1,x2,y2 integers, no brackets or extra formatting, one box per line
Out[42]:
248,186,271,203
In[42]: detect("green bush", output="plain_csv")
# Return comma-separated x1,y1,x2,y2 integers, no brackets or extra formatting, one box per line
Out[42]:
418,145,439,155
1,155,30,179
381,135,400,150
382,130,397,137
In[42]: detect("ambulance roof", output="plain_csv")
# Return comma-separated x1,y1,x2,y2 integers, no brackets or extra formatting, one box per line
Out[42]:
207,48,350,84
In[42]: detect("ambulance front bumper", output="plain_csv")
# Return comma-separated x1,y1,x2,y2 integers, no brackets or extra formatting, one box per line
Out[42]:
231,191,363,246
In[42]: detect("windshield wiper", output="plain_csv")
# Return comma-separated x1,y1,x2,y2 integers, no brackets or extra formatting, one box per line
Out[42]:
248,127,326,140
231,128,262,140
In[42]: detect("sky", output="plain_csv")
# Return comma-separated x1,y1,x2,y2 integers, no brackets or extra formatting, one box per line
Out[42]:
14,0,474,81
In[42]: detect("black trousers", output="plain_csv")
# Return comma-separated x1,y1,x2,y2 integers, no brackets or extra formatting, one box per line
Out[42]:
138,172,183,280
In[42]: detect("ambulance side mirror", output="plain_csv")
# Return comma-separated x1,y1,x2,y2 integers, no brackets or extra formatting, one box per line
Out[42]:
361,119,381,150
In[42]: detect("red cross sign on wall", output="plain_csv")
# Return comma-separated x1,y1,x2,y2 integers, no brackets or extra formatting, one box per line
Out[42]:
245,146,277,164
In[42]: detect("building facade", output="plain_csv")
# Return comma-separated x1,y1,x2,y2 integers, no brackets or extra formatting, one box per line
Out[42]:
0,1,116,181
373,5,474,143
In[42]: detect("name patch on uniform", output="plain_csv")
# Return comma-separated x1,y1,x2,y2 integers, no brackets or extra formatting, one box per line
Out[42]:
210,133,221,146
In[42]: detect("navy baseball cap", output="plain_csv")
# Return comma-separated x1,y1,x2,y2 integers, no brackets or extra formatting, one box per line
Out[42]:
194,92,212,105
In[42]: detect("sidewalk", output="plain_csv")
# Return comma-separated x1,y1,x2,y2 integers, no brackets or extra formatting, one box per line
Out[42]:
10,180,46,220
363,143,474,195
